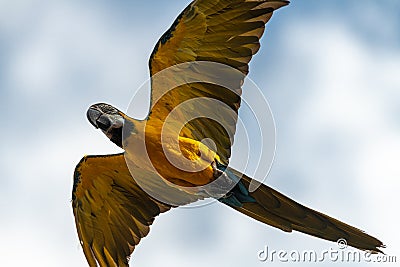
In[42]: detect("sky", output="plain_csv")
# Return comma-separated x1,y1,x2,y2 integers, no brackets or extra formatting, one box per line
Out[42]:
1,0,399,266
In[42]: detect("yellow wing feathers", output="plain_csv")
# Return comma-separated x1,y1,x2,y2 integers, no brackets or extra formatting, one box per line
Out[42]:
72,154,170,267
149,0,289,75
148,0,289,164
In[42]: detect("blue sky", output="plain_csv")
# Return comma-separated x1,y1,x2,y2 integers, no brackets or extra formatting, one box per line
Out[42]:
1,0,399,266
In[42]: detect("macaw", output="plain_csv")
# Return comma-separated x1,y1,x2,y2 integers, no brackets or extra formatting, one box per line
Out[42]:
72,0,384,266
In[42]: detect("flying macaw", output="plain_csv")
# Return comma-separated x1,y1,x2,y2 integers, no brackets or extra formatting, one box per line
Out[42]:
72,0,384,266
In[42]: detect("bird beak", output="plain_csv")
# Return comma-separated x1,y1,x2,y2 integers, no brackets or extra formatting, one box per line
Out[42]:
87,106,103,129
86,105,124,134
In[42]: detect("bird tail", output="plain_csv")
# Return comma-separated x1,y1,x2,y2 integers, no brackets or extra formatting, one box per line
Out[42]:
218,168,384,253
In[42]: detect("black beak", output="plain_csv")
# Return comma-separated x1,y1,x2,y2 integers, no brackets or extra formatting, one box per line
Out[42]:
86,103,125,148
86,104,124,133
87,106,114,132
87,106,102,129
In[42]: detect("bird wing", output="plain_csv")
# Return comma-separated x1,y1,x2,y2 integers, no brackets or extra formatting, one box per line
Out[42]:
72,153,172,267
147,0,289,164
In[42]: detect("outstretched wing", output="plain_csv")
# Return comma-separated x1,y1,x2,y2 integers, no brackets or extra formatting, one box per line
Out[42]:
72,154,171,267
148,0,288,164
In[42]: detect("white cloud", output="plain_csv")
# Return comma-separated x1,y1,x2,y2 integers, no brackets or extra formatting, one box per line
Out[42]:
1,1,399,266
273,17,400,261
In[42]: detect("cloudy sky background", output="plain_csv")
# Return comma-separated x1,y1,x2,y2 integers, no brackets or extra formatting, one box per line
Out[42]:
1,0,399,266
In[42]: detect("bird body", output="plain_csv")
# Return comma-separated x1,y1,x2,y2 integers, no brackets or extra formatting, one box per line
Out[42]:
72,0,384,266
121,115,218,187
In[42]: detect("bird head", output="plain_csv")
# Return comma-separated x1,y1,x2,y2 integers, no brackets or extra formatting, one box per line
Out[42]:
87,103,125,147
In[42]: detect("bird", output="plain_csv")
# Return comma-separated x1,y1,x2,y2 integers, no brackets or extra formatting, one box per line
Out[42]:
72,0,384,266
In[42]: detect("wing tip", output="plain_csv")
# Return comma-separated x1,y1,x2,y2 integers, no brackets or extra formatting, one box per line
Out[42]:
276,0,290,10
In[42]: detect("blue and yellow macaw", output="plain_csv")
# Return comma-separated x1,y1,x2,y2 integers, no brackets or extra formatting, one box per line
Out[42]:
72,0,384,266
